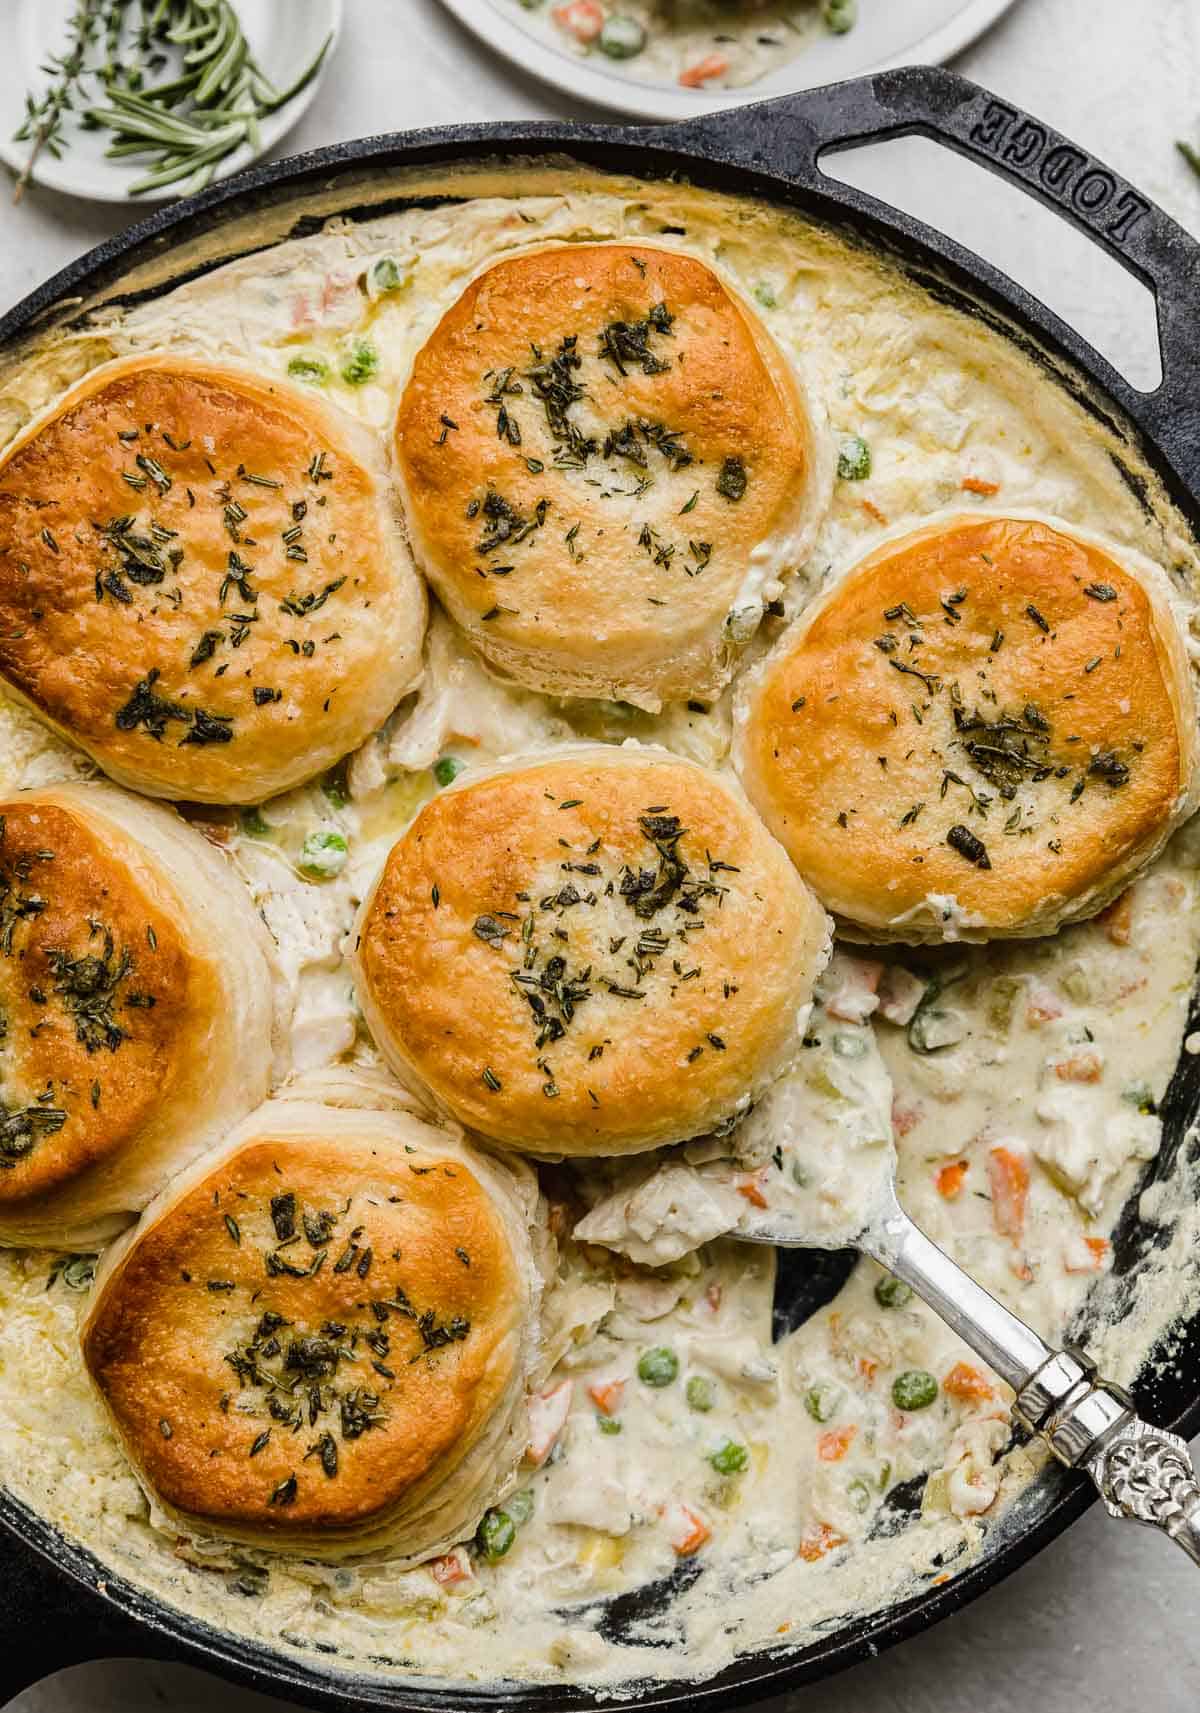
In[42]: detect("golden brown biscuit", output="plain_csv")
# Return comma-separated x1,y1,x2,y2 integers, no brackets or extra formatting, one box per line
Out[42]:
0,356,426,803
394,242,824,709
351,745,830,1155
735,515,1198,941
0,782,282,1247
82,1078,538,1563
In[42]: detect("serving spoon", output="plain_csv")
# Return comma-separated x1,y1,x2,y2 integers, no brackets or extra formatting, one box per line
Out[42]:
735,1152,1200,1562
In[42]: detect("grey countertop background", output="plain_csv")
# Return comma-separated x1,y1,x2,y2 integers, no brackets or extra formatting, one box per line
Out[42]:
2,0,1199,1706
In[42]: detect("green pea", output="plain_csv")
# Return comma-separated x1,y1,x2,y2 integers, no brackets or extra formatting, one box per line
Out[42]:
637,1346,679,1387
240,807,271,838
1123,1080,1158,1116
506,1488,535,1526
298,829,348,880
837,433,871,480
804,1381,844,1423
686,1375,715,1413
598,1415,622,1434
476,1508,516,1562
832,1029,868,1059
369,256,405,295
822,0,857,32
847,1477,872,1513
708,1438,749,1475
892,1369,939,1411
60,1255,96,1291
321,766,349,809
287,354,329,385
907,1006,965,1053
874,1273,913,1309
340,339,379,387
433,755,463,787
599,14,646,57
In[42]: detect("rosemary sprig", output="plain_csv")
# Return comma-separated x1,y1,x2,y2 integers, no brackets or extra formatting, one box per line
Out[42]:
12,0,332,202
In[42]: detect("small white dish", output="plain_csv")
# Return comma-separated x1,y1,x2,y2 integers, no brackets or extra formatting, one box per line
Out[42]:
437,0,1022,121
0,0,342,204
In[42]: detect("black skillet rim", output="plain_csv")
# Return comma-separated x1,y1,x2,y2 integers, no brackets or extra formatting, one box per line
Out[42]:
2,62,1200,1712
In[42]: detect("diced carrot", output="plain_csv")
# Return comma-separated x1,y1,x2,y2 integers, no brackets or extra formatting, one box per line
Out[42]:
429,1548,473,1586
1065,1235,1110,1274
320,271,354,314
824,957,883,1022
667,1504,712,1556
679,53,729,87
859,497,889,526
179,805,237,843
1025,985,1063,1025
892,1098,922,1139
817,1425,857,1461
587,1379,625,1417
877,966,927,1026
798,1522,846,1562
988,1146,1030,1240
931,1572,951,1586
936,1160,968,1199
961,475,1001,495
1009,1257,1034,1283
1054,1051,1103,1084
705,1280,723,1312
526,1379,572,1467
737,1176,769,1210
943,1361,994,1402
856,1356,878,1386
1098,889,1134,946
552,0,604,39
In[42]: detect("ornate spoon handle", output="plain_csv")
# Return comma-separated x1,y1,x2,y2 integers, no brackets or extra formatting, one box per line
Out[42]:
864,1198,1200,1562
1014,1349,1200,1563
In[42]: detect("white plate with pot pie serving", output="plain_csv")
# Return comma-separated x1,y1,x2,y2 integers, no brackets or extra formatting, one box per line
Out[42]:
434,0,1024,120
0,152,1199,1698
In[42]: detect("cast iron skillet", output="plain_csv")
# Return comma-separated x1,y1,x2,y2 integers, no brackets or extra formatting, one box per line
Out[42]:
2,61,1200,1713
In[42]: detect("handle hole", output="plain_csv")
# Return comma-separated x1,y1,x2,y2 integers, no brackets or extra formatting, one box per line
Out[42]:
820,136,1162,394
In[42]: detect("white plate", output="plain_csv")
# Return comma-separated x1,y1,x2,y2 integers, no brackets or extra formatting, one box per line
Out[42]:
0,0,342,204
436,0,1022,120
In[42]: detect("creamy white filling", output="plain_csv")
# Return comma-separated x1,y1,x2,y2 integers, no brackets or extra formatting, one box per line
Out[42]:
0,169,1196,1695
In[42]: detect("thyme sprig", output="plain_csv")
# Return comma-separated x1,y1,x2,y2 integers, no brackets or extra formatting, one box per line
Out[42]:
11,0,111,202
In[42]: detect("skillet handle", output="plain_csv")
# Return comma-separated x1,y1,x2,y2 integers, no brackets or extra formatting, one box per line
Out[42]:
670,66,1200,501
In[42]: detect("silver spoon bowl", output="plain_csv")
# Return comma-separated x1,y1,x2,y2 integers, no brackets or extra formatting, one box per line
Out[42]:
736,1167,1200,1562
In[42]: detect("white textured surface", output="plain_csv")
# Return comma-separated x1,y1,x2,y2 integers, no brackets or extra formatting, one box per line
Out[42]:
3,0,1200,1707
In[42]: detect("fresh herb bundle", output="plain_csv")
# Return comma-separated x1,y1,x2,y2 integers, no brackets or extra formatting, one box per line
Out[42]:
12,0,332,202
